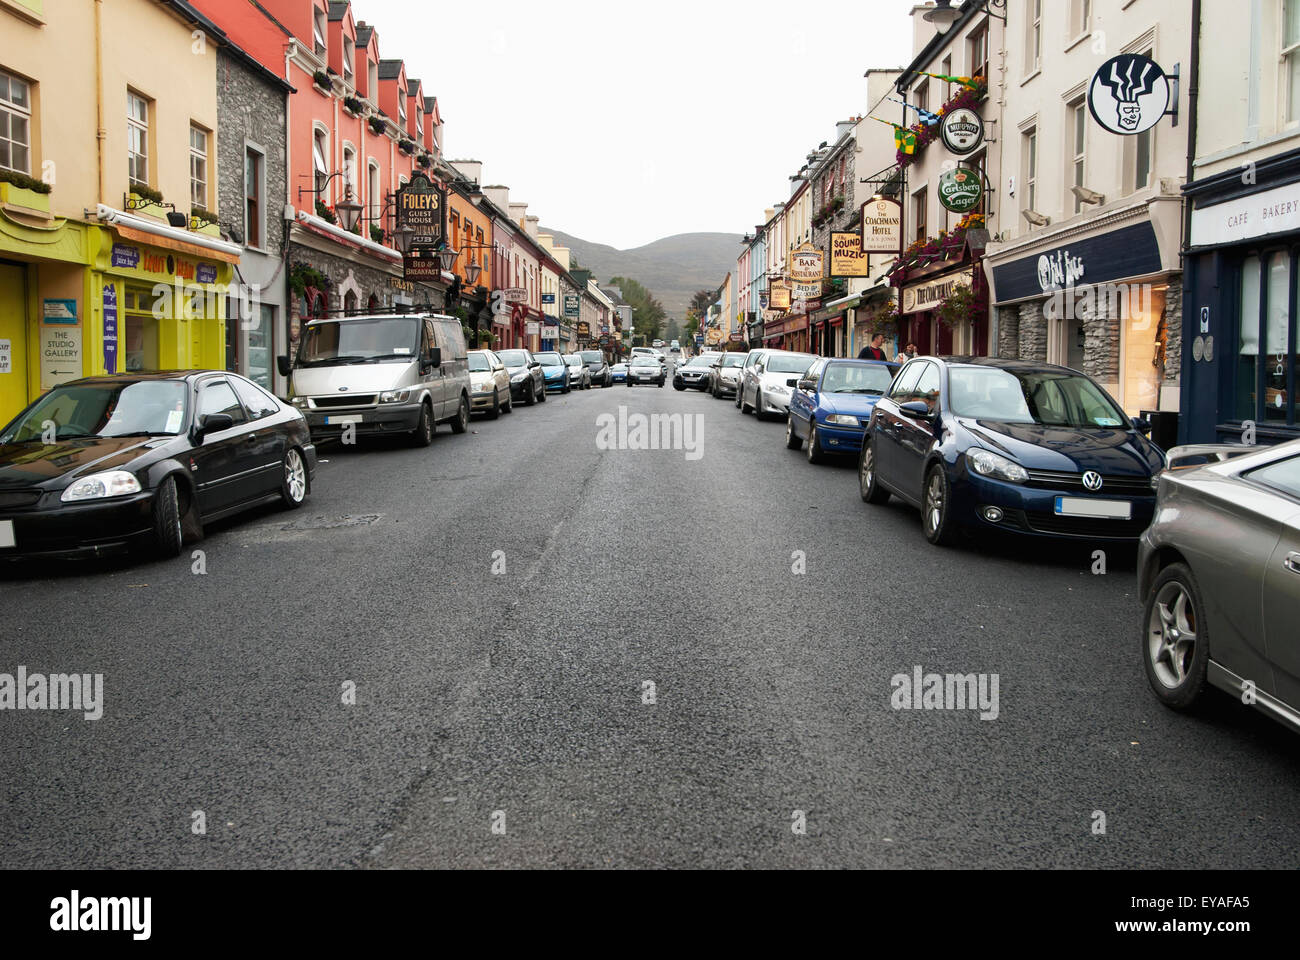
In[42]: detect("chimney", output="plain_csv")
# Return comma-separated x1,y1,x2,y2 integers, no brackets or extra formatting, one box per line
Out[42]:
481,185,510,211
836,120,856,143
865,69,904,111
525,215,540,239
912,3,939,58
449,159,483,187
508,201,528,229
764,207,775,224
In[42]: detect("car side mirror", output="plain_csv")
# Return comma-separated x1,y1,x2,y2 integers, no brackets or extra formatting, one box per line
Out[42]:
530,361,541,369
799,379,817,392
899,400,936,420
1132,416,1152,435
425,347,442,369
196,412,234,440
786,378,800,389
276,355,292,378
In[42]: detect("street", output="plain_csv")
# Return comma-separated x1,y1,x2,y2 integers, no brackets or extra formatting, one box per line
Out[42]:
3,379,1298,870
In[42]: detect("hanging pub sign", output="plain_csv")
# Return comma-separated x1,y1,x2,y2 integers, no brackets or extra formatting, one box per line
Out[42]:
941,107,985,155
769,280,792,311
938,168,984,213
861,197,903,253
396,173,445,249
564,294,581,318
1088,54,1172,136
830,232,870,278
403,252,442,282
788,244,824,284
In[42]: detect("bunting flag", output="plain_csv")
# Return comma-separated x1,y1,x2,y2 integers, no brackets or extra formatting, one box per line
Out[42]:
887,96,941,126
868,116,918,154
917,71,983,91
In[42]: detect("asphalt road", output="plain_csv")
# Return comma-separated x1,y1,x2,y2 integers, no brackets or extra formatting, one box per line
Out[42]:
3,373,1300,869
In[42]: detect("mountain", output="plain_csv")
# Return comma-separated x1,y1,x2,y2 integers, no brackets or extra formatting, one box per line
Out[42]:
541,229,742,318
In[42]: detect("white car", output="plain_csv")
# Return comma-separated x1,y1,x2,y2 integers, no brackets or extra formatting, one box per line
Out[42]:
740,350,817,420
467,349,512,419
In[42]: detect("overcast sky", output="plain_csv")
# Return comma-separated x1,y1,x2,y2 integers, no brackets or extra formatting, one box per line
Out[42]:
363,0,919,250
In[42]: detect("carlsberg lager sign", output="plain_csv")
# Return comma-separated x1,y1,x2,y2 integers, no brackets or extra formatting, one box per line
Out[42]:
938,168,983,214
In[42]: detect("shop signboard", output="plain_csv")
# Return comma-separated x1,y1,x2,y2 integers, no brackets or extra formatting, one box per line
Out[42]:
861,197,903,253
830,232,870,277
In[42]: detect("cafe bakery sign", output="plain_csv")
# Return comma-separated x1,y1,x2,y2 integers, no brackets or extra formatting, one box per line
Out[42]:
938,168,983,213
902,271,972,314
396,173,445,248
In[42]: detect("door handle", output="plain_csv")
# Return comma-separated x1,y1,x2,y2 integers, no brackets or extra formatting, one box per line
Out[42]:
246,433,258,443
1286,553,1300,575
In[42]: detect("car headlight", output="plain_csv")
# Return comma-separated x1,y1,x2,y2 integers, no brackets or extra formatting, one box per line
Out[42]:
380,390,411,404
825,415,861,427
966,449,1029,484
511,373,527,383
61,470,142,503
291,397,309,409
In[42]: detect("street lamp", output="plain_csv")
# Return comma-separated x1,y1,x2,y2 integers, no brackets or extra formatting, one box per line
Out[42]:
335,189,364,233
391,224,416,255
437,245,459,273
464,261,483,286
923,0,1006,34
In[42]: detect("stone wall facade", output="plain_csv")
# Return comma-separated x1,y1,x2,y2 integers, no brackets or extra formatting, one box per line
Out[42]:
1017,301,1047,362
216,50,287,261
996,306,1020,359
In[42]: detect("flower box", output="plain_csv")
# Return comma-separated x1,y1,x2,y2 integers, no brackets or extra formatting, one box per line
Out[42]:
128,191,169,220
368,117,387,136
0,181,51,216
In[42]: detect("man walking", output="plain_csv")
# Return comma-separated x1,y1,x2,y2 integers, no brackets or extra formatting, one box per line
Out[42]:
858,334,889,362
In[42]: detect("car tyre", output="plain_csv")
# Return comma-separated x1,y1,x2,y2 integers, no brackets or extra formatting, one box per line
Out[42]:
806,422,827,465
1143,563,1211,711
280,447,309,509
922,464,958,547
859,441,890,505
785,416,802,450
450,396,470,434
152,475,184,558
411,402,434,447
538,382,547,403
486,392,501,421
753,389,767,421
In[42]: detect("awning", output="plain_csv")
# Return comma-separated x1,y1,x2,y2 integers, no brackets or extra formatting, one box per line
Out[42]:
109,223,238,264
97,204,242,264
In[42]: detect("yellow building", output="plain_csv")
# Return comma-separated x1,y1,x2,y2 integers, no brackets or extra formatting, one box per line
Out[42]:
0,0,238,425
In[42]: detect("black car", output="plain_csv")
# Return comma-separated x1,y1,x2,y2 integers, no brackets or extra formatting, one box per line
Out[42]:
580,350,612,388
497,349,547,405
0,372,316,560
859,357,1166,546
673,354,721,392
627,357,666,387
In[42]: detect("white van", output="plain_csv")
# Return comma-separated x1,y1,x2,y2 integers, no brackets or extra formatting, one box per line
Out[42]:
279,313,471,447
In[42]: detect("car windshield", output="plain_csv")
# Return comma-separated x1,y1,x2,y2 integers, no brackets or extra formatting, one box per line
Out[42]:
498,351,529,368
949,368,1130,428
581,352,604,364
297,317,420,366
564,356,584,368
535,353,564,368
1,380,189,443
823,363,896,396
721,355,745,369
686,357,713,368
467,353,492,373
767,354,817,374
632,358,658,367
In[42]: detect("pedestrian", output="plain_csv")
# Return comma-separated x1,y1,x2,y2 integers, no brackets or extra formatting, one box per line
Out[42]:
858,334,889,362
895,343,919,363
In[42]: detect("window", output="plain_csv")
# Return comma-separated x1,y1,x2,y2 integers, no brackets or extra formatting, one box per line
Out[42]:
1027,0,1043,74
312,6,327,58
0,69,31,175
941,56,953,102
1023,127,1038,219
1286,0,1300,123
889,362,925,402
1070,0,1092,40
416,104,423,139
1126,48,1156,191
189,125,208,208
343,36,354,85
1248,455,1300,499
911,187,927,244
312,127,329,196
915,82,929,116
198,379,247,425
232,372,278,415
398,88,406,125
1070,100,1087,213
368,60,378,101
967,25,989,83
342,145,356,197
127,91,149,187
244,147,262,248
1235,252,1297,425
368,161,381,223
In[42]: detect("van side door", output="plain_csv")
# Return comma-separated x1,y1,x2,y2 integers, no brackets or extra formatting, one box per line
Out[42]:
422,317,448,420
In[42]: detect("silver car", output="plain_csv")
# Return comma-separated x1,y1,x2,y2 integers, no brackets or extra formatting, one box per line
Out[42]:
564,354,592,390
734,349,768,409
1138,440,1300,733
468,349,513,419
710,352,747,399
740,350,817,420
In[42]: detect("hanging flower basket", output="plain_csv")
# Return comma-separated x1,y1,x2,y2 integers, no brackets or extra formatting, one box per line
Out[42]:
369,116,387,136
399,139,415,155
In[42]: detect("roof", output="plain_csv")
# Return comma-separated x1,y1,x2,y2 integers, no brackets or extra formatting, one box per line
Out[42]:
327,1,350,21
378,59,405,80
355,22,374,45
933,357,1079,373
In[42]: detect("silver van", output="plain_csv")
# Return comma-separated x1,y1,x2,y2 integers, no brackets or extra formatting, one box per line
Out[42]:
278,313,471,447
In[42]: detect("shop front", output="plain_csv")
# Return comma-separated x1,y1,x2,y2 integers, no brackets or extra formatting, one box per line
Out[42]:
809,307,845,357
763,312,807,352
986,199,1182,420
1183,149,1300,445
899,265,984,359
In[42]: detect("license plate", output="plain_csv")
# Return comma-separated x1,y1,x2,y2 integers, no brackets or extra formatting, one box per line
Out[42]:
0,520,14,549
1055,497,1132,520
326,415,363,426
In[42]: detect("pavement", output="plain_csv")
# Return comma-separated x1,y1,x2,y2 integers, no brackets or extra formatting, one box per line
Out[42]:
3,373,1300,869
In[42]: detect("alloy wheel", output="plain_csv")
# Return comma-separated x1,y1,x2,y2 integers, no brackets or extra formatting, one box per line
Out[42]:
284,449,307,503
924,472,945,536
1148,582,1198,689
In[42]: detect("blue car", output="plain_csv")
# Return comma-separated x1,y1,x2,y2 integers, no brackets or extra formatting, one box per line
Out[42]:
859,357,1167,546
535,352,572,394
785,358,900,464
609,362,629,384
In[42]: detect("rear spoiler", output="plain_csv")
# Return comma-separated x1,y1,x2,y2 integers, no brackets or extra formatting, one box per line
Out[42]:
1164,444,1258,471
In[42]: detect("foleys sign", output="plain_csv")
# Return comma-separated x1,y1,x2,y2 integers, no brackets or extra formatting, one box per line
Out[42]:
396,173,445,248
1088,54,1171,136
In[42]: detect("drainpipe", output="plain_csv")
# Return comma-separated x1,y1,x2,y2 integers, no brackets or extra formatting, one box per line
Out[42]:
94,0,106,204
1177,0,1202,433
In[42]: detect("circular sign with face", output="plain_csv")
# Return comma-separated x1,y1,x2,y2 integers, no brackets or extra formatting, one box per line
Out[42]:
941,107,985,155
1088,54,1170,136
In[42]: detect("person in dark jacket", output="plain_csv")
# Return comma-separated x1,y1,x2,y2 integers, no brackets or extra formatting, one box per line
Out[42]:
858,334,888,362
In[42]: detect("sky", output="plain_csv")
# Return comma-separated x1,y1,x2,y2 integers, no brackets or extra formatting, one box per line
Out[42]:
362,0,919,250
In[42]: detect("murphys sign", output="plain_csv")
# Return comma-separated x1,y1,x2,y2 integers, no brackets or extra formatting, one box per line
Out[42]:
1088,54,1171,136
861,197,902,253
938,168,983,213
396,173,445,247
941,107,984,156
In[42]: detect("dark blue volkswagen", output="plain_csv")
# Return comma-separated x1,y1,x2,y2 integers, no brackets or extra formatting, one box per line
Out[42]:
859,358,1167,546
785,358,900,464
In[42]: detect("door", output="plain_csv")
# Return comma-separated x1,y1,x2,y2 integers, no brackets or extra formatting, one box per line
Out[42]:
789,359,824,438
894,361,942,497
190,378,256,514
0,264,27,426
421,318,447,419
230,376,285,498
1254,454,1300,707
874,361,924,491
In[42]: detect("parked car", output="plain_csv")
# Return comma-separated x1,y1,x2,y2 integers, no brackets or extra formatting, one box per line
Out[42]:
564,354,592,390
468,349,512,419
627,356,666,387
497,349,547,406
786,359,900,464
653,339,665,349
735,350,769,409
580,350,612,388
1138,440,1300,733
674,353,722,391
739,350,817,420
671,340,682,353
609,362,629,384
281,313,471,447
710,352,747,399
535,352,572,394
859,357,1166,547
0,372,316,560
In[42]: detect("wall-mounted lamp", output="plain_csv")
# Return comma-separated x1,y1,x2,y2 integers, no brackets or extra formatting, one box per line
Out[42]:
924,0,1006,35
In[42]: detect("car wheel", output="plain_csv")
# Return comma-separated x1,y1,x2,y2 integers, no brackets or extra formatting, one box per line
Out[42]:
785,416,802,450
411,402,434,447
859,441,890,505
502,387,513,414
280,447,309,509
450,396,470,434
152,475,184,558
1143,564,1211,711
807,422,827,465
754,389,767,421
487,392,501,421
735,387,744,410
524,384,536,406
922,464,958,546
538,382,547,403
674,381,686,392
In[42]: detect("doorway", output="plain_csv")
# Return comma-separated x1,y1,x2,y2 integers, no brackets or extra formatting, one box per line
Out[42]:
0,263,27,423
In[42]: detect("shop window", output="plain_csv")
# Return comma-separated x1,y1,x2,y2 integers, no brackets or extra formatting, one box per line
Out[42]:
247,305,273,389
0,68,31,176
127,91,150,188
1235,252,1297,425
189,124,209,208
123,287,160,372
